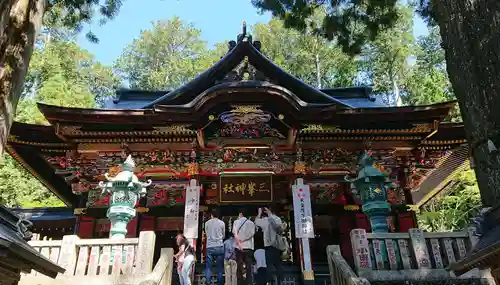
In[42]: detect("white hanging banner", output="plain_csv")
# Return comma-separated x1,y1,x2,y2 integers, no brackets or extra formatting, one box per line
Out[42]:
184,179,200,239
292,183,315,239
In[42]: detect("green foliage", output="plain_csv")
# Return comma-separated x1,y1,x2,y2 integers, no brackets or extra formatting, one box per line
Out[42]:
4,37,118,208
0,155,64,208
402,27,460,121
44,0,124,43
19,41,120,124
418,168,482,231
362,5,414,105
252,0,399,55
253,15,358,87
114,17,224,90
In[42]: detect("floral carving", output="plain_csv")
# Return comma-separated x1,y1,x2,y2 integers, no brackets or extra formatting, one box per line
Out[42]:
304,148,356,169
199,148,290,164
212,124,285,139
220,106,271,125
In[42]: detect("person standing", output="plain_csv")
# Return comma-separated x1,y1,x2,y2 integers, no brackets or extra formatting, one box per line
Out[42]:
255,207,284,285
254,248,267,285
233,208,256,285
175,234,194,285
181,241,196,285
223,233,237,285
204,208,225,285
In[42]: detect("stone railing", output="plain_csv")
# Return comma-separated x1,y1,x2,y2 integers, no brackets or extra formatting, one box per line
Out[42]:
327,245,370,285
328,228,495,284
19,231,174,285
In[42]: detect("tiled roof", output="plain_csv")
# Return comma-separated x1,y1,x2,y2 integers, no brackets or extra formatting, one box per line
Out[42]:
0,206,64,277
413,145,469,207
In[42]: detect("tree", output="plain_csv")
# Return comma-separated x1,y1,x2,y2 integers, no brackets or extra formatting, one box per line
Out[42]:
2,34,118,207
253,15,358,88
0,0,123,155
115,17,225,90
251,0,500,207
17,40,119,124
402,26,460,121
0,154,64,207
362,5,414,106
418,169,481,231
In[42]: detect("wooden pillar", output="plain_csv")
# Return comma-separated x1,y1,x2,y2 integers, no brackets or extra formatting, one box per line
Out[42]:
292,178,315,285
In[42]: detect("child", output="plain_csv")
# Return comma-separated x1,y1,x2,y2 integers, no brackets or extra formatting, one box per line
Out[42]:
254,248,267,285
223,233,237,285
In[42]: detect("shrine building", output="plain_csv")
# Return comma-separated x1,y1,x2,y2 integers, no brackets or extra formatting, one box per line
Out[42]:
7,28,467,275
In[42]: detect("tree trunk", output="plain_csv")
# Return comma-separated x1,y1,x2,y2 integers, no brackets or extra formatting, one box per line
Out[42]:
393,78,402,106
315,53,321,88
0,0,45,154
432,0,500,206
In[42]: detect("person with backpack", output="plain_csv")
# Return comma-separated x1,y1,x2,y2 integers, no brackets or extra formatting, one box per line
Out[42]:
255,206,286,285
223,232,237,285
233,208,256,285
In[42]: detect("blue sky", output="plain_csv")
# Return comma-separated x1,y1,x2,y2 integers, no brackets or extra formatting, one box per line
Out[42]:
77,0,429,66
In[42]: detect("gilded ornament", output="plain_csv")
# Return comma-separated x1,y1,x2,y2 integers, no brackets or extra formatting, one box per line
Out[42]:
294,161,307,175
230,105,261,114
153,125,192,133
107,165,122,178
301,124,340,133
344,205,360,211
136,207,150,213
187,162,199,176
73,208,87,215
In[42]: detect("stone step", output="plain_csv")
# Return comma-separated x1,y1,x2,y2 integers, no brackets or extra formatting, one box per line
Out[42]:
172,264,331,285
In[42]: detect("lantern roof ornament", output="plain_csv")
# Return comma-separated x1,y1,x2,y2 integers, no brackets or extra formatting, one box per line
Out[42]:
122,155,135,171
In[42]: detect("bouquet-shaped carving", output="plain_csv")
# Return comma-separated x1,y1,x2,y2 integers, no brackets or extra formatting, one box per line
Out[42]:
99,155,152,238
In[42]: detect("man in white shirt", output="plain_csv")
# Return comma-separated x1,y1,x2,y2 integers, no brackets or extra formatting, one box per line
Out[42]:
255,206,284,285
204,208,225,285
232,208,256,285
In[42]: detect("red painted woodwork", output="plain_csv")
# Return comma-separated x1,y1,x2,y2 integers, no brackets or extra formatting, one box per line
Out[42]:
355,213,371,231
397,213,416,232
156,217,183,231
140,215,156,231
338,213,354,234
95,219,111,233
126,217,138,238
339,234,354,265
77,216,94,238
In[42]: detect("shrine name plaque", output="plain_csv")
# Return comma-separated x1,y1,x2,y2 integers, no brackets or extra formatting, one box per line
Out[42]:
220,176,273,203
